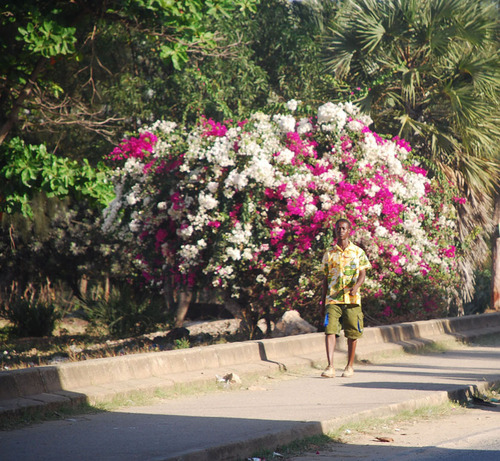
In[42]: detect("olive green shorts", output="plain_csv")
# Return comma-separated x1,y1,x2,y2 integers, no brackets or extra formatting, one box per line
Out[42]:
324,303,364,339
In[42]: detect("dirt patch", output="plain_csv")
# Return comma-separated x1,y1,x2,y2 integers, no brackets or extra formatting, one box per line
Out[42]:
288,402,500,460
0,316,245,370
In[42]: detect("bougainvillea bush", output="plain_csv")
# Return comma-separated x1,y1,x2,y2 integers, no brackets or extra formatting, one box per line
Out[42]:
103,101,461,331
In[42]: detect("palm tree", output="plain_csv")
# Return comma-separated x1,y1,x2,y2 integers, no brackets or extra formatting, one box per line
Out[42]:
323,0,500,308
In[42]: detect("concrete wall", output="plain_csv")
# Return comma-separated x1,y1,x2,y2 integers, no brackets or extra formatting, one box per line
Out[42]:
1,312,499,416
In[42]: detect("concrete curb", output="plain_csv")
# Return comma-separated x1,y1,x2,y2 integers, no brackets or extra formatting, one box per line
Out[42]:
177,379,500,461
1,312,500,419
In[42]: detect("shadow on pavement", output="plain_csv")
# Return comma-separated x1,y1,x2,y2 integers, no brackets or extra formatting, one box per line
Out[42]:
1,409,500,461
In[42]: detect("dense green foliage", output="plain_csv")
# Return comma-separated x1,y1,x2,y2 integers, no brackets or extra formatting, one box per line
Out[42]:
0,0,498,337
0,137,113,216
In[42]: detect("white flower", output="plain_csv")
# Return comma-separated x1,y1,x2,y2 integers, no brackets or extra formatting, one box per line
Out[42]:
177,225,193,239
126,193,139,205
369,204,383,216
276,148,295,164
179,244,199,261
256,274,267,284
273,114,296,134
297,118,313,135
317,102,347,131
226,247,241,261
238,140,262,157
219,265,235,279
242,248,254,260
375,225,389,237
129,219,141,232
286,99,299,112
305,202,317,216
247,156,275,187
143,120,177,134
124,157,143,175
342,102,357,115
366,185,381,197
157,201,167,210
347,120,364,132
198,192,218,210
225,170,249,189
207,181,218,193
358,114,373,126
317,102,335,124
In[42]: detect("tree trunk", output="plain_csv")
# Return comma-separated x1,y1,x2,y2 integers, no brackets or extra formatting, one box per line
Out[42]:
80,275,88,298
0,58,46,145
223,296,245,320
224,294,256,337
104,275,110,302
492,192,500,310
163,275,176,312
174,289,193,327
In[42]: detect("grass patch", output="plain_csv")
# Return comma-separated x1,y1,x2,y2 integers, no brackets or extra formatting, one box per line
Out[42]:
328,401,461,442
359,337,473,365
248,401,465,460
247,434,333,461
467,332,500,347
404,340,453,355
94,379,230,411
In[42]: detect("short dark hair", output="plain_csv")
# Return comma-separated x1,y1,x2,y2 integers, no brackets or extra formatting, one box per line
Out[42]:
335,218,351,228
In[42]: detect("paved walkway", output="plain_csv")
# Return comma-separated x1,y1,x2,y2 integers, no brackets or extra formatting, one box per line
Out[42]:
1,342,499,461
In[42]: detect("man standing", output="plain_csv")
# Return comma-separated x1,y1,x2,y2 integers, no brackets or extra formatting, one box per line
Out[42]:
320,218,371,378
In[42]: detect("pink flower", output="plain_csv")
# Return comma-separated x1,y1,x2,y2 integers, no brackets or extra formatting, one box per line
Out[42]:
407,164,427,176
382,306,393,317
201,117,228,137
392,136,412,153
442,245,456,258
143,160,155,174
108,132,157,161
271,228,286,242
170,192,184,210
156,229,167,243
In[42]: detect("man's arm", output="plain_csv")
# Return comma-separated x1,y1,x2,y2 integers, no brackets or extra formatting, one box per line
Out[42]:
320,275,328,317
349,269,366,296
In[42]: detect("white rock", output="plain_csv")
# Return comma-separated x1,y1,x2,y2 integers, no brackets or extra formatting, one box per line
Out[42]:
272,310,317,337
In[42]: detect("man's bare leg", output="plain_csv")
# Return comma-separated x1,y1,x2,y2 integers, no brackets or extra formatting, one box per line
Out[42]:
322,334,336,377
342,338,357,377
347,338,357,367
325,334,336,366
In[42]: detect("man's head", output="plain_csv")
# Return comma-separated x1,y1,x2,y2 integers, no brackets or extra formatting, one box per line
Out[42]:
335,218,351,241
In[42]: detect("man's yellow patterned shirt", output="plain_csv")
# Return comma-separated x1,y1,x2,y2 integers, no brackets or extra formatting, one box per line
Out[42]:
321,242,371,306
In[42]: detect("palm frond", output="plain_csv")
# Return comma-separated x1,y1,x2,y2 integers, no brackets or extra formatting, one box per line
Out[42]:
321,0,500,302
